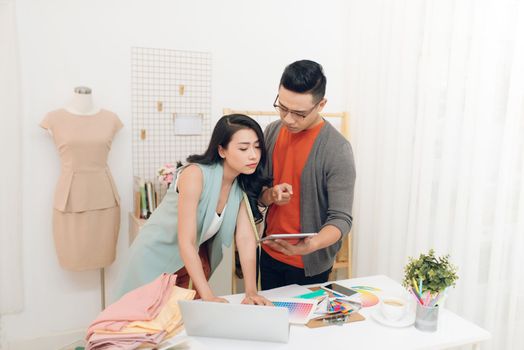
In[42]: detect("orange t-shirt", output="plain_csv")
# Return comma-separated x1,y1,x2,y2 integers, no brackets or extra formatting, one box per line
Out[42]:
263,121,324,268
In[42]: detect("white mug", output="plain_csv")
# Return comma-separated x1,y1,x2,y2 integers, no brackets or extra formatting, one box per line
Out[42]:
380,296,408,321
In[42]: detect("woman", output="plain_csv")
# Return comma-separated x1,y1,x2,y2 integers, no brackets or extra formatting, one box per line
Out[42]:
119,114,271,305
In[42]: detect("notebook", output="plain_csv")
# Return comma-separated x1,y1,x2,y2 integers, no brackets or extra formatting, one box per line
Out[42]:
178,300,289,343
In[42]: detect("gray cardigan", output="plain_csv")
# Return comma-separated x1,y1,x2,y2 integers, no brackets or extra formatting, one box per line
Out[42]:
264,120,356,276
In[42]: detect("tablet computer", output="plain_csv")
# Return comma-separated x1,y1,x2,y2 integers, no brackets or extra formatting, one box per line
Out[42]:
258,233,317,242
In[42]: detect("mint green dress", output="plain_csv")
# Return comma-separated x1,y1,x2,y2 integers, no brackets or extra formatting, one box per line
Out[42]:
118,163,243,297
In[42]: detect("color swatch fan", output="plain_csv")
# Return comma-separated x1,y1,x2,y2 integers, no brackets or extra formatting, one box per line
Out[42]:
270,298,318,324
351,286,381,307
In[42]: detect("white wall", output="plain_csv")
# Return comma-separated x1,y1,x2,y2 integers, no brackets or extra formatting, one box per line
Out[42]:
3,0,350,346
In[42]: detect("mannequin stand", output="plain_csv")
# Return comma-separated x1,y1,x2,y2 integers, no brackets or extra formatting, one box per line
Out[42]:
100,268,106,310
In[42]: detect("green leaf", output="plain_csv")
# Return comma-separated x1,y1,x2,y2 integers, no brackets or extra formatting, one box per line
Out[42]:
402,249,459,293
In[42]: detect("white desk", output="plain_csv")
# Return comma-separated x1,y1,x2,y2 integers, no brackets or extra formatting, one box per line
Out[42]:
177,275,491,350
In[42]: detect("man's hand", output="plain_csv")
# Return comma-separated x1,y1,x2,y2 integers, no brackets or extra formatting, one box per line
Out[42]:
268,183,293,205
263,237,317,256
241,292,273,306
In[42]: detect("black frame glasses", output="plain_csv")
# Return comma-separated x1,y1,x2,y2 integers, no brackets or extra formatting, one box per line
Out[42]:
273,94,321,119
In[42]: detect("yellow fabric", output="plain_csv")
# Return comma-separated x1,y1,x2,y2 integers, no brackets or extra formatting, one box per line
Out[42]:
94,286,195,335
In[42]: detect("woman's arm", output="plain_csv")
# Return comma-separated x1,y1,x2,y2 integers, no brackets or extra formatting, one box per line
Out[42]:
235,201,272,306
177,165,226,302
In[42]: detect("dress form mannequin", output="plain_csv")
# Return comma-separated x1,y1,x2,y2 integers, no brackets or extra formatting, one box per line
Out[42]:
64,86,101,115
41,86,121,310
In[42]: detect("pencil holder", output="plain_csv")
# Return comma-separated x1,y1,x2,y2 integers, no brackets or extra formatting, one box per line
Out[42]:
414,303,439,332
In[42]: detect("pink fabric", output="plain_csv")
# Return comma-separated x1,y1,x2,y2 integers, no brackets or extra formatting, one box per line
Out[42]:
87,331,166,350
86,273,177,339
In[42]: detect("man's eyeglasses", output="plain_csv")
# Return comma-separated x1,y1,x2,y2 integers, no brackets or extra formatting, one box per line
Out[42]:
273,95,321,119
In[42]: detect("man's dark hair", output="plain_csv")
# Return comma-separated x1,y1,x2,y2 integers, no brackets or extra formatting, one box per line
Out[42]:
279,60,327,102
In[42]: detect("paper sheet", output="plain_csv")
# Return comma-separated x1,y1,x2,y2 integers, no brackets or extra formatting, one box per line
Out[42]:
173,113,202,135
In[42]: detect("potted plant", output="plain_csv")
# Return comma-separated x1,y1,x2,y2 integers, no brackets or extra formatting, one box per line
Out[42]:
402,249,459,295
402,249,459,332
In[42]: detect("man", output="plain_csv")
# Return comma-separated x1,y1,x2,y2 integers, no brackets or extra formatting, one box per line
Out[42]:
258,60,356,290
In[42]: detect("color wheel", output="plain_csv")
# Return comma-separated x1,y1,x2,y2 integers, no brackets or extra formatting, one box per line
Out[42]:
351,285,381,307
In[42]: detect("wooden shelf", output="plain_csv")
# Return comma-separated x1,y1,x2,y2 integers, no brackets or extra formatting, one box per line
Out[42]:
333,261,348,269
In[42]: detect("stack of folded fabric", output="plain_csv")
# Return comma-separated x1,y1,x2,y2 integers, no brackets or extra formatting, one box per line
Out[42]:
86,273,195,350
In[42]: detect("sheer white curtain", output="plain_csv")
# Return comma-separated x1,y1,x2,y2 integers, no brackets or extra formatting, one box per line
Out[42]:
0,0,24,315
347,0,524,348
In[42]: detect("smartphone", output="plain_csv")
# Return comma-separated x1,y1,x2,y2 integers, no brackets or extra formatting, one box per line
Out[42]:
320,283,358,298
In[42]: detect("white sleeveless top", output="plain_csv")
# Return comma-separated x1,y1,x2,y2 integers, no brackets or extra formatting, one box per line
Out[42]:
201,205,226,243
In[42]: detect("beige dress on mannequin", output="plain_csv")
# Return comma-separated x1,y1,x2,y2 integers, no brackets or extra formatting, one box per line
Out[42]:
40,109,122,271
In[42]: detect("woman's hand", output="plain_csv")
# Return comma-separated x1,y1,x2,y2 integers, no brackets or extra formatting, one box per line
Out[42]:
241,292,273,306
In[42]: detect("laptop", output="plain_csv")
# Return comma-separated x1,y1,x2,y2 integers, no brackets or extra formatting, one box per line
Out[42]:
178,300,290,343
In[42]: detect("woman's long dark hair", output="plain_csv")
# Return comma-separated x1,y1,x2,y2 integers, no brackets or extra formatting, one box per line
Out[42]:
187,114,271,223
